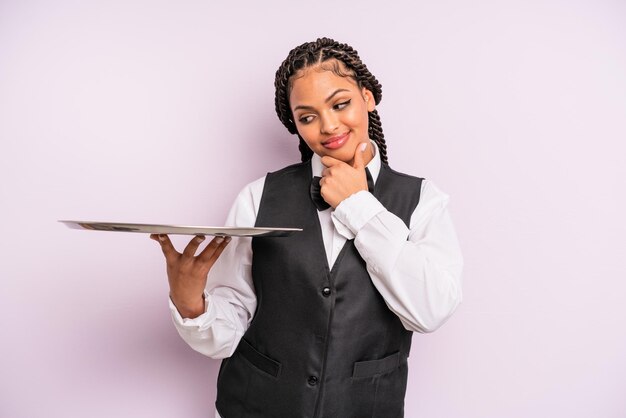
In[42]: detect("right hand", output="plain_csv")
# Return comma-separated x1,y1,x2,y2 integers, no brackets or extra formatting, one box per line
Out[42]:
151,234,231,318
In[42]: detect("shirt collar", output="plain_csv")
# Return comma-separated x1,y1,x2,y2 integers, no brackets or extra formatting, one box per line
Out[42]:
310,141,381,183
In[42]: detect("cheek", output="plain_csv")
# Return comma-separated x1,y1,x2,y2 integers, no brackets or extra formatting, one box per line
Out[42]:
342,105,369,128
296,124,318,146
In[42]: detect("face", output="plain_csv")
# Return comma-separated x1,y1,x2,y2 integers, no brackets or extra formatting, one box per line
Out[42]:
289,61,376,164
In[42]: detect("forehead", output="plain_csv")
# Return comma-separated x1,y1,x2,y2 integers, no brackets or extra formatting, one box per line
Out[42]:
289,64,359,106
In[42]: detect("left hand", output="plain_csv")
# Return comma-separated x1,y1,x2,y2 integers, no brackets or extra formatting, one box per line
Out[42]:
319,142,369,209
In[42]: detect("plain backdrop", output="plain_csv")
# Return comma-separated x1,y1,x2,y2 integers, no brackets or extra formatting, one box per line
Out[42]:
1,0,625,417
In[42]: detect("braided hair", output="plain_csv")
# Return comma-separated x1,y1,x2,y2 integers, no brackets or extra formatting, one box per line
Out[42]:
274,37,389,164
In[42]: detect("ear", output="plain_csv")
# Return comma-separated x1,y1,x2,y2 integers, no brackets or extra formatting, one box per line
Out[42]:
362,88,376,112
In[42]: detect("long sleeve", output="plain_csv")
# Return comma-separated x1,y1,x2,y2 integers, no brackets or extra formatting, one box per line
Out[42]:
331,179,464,333
168,177,265,359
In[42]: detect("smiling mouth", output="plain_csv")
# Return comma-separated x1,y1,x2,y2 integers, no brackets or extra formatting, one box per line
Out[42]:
322,132,350,149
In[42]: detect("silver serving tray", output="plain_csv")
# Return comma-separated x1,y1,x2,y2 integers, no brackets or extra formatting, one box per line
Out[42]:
59,220,302,237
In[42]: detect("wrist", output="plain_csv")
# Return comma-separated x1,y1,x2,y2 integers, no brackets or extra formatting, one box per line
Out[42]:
334,191,385,235
170,292,205,319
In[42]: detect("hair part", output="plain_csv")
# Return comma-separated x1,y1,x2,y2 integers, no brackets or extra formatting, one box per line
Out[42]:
287,59,356,96
274,37,389,164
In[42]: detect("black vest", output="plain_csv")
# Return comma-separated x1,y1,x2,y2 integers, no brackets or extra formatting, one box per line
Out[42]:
216,160,423,418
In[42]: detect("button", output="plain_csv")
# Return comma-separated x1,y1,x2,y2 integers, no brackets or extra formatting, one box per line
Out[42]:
307,376,318,386
321,287,331,297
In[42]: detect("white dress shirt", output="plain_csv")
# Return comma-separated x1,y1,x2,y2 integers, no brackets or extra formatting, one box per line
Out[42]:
168,144,463,417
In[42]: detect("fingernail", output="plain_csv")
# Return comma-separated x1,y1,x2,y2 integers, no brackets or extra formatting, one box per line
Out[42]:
158,235,165,241
196,235,205,243
225,236,232,243
360,143,367,152
215,237,224,244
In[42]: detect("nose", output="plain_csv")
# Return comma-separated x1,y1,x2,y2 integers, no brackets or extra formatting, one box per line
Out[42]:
319,111,339,134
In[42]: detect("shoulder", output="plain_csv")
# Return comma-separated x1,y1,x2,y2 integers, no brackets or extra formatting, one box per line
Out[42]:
381,165,451,213
380,164,425,196
239,160,311,196
230,161,311,220
266,160,311,180
224,175,267,226
378,164,425,203
382,164,425,182
233,174,265,202
413,178,451,220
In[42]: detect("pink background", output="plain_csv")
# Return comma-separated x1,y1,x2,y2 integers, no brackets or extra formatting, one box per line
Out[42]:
1,0,625,417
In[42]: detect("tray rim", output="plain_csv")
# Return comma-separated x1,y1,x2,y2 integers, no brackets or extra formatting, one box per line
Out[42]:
58,220,303,236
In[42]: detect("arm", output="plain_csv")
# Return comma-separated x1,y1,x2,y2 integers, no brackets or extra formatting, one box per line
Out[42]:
332,180,464,333
165,178,264,358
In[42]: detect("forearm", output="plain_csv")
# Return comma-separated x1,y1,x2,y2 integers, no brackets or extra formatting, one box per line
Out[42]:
170,293,205,319
355,210,463,333
168,178,263,358
170,290,250,359
333,183,464,333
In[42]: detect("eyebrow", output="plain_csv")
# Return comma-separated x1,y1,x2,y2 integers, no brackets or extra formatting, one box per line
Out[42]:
293,88,350,112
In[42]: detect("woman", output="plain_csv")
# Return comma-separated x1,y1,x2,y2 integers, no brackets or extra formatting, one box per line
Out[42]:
152,37,463,418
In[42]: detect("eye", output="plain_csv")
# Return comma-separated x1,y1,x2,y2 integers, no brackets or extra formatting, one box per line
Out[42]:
298,115,315,124
334,99,351,110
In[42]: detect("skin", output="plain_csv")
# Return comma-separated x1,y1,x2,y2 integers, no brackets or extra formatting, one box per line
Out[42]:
153,59,376,318
289,61,377,208
151,233,230,318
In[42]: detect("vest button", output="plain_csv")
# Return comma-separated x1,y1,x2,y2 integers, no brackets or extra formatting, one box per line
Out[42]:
307,375,318,386
321,287,331,297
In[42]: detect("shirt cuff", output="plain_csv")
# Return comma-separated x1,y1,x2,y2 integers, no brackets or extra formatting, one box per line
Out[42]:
332,191,386,239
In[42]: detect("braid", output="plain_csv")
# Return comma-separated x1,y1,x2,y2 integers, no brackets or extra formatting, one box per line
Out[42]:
274,37,389,164
298,136,314,161
368,110,388,164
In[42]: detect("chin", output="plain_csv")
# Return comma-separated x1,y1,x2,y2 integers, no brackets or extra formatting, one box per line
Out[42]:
325,150,352,162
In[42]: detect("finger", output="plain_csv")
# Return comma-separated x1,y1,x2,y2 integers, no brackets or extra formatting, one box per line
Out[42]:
319,174,335,188
320,155,345,168
155,234,179,262
198,237,231,263
208,237,232,265
182,235,206,258
352,142,368,170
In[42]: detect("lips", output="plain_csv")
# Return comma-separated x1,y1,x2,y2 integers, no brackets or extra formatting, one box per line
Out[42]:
322,132,350,150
